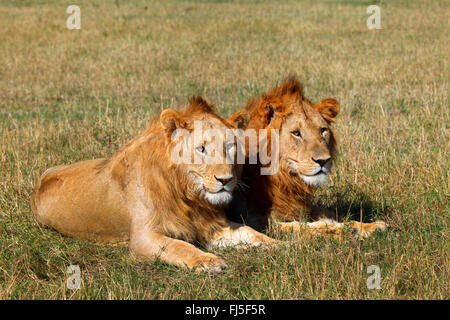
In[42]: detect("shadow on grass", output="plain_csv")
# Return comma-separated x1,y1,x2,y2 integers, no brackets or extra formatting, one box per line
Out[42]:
317,186,391,222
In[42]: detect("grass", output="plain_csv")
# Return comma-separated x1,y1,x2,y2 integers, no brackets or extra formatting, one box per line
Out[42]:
0,0,448,299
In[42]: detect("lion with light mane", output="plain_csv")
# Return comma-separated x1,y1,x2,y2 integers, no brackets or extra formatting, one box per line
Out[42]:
30,96,276,273
227,77,387,238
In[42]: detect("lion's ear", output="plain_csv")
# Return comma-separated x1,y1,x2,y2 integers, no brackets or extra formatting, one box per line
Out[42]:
227,109,249,129
314,98,340,123
258,98,287,127
160,109,187,134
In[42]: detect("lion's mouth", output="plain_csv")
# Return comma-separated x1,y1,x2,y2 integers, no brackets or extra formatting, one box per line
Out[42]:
300,171,329,187
307,170,325,177
286,159,327,177
204,188,233,206
204,184,234,195
209,188,229,194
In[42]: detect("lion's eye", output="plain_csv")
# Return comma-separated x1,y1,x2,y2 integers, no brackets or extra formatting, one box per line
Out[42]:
291,130,301,138
196,146,206,154
320,128,328,135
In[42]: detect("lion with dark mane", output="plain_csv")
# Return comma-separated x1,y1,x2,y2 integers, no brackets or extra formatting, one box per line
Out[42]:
227,77,386,238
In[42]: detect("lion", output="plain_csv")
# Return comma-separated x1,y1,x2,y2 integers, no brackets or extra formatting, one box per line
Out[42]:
30,96,276,273
227,77,387,239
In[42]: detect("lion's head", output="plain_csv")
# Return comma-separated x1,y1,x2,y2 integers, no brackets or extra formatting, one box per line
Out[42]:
160,96,248,206
247,76,339,187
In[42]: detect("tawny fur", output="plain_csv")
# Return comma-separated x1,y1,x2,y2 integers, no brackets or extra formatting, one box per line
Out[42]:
31,96,276,272
227,76,387,238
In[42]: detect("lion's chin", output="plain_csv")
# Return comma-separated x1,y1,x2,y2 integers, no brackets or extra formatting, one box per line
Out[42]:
204,191,233,206
301,172,328,187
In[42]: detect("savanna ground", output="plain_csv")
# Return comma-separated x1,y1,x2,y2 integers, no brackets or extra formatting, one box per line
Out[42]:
0,0,448,299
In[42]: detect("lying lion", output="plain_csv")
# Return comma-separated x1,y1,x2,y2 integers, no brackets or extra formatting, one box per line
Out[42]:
227,77,387,238
30,96,276,272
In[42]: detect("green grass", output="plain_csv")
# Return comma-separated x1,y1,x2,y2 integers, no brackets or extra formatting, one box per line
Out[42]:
0,0,448,299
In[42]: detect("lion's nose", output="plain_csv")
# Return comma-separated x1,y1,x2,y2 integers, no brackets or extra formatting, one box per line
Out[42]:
214,175,232,186
312,157,330,167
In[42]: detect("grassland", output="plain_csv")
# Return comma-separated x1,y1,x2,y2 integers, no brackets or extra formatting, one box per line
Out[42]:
0,0,448,299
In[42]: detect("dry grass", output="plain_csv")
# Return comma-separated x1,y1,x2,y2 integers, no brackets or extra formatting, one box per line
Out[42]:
0,0,448,299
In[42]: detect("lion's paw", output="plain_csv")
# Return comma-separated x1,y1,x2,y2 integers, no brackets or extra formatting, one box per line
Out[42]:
193,254,227,274
352,220,388,239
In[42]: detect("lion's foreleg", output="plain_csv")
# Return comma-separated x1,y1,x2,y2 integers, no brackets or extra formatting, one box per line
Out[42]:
276,220,355,239
130,229,227,273
208,221,279,248
289,206,387,239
